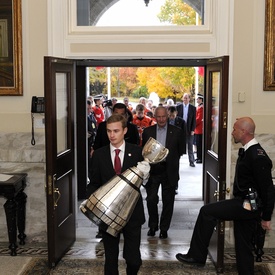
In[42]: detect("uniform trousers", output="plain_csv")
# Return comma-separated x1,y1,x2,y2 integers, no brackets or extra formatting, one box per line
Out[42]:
102,223,142,275
145,171,176,232
188,198,259,275
195,134,203,161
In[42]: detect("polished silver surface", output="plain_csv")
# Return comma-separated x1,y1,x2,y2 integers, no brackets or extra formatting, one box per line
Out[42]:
80,166,144,236
142,137,169,163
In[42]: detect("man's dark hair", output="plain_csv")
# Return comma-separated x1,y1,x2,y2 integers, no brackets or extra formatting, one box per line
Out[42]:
113,103,127,113
87,100,92,105
167,106,177,113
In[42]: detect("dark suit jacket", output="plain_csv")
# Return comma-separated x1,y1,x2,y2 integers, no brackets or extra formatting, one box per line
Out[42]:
93,121,139,150
176,103,196,134
87,142,145,226
142,124,186,187
168,116,187,134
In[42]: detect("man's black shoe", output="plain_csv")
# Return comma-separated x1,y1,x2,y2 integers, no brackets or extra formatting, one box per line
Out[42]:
147,228,157,236
190,162,195,167
159,231,168,239
176,253,205,266
95,231,103,238
196,159,202,164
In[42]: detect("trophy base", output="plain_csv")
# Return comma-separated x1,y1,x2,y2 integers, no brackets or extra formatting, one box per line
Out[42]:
80,200,122,237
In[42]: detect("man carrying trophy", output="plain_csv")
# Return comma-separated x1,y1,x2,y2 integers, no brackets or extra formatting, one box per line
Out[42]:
142,106,186,239
86,114,150,275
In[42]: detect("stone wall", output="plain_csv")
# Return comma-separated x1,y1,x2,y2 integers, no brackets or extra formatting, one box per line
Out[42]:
0,132,47,242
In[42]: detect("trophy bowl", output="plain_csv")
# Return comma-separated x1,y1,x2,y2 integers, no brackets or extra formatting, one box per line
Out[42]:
142,137,169,164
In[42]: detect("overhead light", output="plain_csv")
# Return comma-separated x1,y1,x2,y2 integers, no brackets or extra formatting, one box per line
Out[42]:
144,0,150,7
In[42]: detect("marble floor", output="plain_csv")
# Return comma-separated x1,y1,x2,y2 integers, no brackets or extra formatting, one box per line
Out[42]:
1,155,274,274
72,154,275,273
73,155,205,260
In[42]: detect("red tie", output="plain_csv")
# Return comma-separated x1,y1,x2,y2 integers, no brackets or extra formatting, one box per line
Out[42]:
114,149,121,175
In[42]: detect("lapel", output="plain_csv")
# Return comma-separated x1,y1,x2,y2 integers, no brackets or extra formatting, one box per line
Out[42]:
151,125,157,139
122,143,134,172
105,146,116,174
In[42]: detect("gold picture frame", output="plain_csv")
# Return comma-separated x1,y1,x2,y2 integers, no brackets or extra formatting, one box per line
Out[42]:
263,0,275,91
0,0,23,96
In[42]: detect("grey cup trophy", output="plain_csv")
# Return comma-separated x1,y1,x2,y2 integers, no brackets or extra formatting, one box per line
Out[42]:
80,137,169,237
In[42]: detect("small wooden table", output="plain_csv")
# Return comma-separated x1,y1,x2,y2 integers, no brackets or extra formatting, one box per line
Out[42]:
0,173,27,256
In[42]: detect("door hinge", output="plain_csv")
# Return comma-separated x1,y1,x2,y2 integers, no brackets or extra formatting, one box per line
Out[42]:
223,112,227,128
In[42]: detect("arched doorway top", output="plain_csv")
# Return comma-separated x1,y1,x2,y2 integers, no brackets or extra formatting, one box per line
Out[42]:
83,0,204,26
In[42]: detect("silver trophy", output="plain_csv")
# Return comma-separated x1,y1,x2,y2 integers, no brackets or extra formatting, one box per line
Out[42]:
142,137,169,163
80,138,169,237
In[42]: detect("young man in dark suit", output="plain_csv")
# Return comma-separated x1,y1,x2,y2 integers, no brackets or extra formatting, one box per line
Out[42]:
142,106,186,239
87,114,145,275
176,93,196,167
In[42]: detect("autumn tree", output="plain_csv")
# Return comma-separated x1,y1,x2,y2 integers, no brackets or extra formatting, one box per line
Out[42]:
116,67,139,97
136,67,195,101
89,67,107,95
157,0,201,25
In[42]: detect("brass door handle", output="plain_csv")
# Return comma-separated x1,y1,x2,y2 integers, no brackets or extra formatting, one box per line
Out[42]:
54,187,61,208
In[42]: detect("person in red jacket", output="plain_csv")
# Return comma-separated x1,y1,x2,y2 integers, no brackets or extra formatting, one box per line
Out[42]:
194,94,204,163
132,103,154,146
92,95,105,126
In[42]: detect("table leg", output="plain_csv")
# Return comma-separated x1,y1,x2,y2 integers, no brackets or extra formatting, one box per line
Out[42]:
4,199,18,256
16,191,27,245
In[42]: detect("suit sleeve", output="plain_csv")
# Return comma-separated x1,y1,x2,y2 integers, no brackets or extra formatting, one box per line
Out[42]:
191,106,196,132
253,157,275,221
181,121,187,154
87,150,103,197
177,128,186,155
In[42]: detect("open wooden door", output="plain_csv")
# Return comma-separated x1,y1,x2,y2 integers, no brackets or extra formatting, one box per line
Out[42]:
44,57,76,267
203,56,229,273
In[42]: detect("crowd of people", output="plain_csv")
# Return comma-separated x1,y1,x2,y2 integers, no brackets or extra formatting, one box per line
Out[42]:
85,94,274,275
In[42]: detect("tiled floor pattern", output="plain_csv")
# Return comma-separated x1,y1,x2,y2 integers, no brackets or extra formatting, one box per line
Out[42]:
1,155,275,274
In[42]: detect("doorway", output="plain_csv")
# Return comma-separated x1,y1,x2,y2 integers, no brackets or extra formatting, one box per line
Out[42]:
75,58,205,253
75,59,207,200
44,56,229,270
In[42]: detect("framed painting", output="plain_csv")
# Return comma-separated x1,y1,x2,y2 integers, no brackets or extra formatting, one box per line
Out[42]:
263,0,275,91
0,0,23,96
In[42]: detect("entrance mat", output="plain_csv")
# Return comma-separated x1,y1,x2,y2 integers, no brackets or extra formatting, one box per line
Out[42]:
21,257,272,275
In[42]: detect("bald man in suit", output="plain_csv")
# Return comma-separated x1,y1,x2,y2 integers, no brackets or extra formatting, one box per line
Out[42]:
142,107,186,239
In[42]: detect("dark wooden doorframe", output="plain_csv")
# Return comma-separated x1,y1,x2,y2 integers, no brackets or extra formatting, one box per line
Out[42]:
76,66,88,199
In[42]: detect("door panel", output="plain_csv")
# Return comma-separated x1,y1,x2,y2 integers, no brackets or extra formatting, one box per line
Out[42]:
44,57,76,267
203,56,229,273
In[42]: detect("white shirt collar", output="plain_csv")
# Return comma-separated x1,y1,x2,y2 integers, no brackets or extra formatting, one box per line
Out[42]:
110,140,126,153
243,138,258,151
